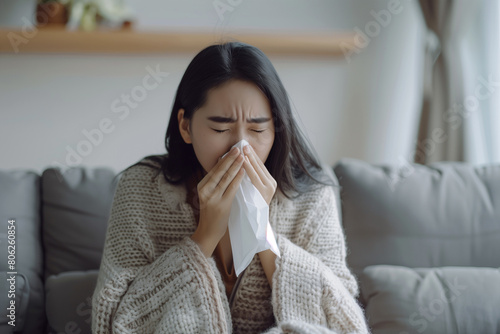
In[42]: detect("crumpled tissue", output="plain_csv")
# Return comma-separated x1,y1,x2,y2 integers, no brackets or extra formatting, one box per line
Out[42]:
221,139,280,276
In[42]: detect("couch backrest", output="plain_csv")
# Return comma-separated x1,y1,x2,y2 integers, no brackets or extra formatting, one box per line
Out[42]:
334,158,500,278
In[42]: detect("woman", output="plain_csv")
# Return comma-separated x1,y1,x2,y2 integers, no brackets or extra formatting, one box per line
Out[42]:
91,42,369,334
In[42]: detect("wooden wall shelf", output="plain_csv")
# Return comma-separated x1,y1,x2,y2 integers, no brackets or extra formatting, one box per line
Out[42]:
0,27,355,57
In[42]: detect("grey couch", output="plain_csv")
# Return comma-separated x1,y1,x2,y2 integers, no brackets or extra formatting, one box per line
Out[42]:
1,159,499,334
334,159,500,333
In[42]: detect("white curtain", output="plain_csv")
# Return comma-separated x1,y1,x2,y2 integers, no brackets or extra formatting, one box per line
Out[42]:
464,0,500,164
414,0,483,164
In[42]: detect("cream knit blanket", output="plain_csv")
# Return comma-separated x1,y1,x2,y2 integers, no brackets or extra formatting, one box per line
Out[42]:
91,160,370,334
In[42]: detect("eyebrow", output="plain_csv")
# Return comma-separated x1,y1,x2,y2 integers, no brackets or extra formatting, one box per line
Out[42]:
207,116,271,124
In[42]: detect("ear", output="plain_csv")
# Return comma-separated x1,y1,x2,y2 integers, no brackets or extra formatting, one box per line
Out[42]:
178,108,192,144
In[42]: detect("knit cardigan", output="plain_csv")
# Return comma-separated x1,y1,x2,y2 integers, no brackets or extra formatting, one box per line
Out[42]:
91,160,370,334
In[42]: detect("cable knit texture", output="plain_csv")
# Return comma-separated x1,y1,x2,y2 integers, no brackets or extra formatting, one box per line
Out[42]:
91,159,370,334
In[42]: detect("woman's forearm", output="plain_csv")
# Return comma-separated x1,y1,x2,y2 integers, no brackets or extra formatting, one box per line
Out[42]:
258,249,277,287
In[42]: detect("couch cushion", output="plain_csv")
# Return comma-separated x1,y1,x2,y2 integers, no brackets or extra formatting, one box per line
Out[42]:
360,265,500,334
45,270,98,334
0,170,45,334
333,159,500,277
42,167,119,279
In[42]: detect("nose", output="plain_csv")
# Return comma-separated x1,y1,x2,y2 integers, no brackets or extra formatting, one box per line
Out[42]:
231,128,247,150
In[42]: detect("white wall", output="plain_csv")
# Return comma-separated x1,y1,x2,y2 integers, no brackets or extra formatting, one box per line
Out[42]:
0,0,425,174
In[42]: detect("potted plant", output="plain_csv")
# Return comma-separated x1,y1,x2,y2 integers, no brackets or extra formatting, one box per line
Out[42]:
36,0,134,31
36,0,70,26
66,0,135,31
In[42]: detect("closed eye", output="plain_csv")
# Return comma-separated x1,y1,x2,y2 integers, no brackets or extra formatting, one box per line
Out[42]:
212,129,266,133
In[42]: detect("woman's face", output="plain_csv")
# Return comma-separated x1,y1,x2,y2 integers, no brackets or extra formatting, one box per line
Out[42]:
178,79,275,175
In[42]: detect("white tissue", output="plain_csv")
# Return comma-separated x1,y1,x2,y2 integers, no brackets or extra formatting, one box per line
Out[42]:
221,139,280,276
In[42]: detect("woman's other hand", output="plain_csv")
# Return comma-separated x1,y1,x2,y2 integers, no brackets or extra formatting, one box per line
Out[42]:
242,144,277,206
190,146,245,258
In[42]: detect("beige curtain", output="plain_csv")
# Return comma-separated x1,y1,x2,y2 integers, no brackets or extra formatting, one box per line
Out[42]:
414,0,481,164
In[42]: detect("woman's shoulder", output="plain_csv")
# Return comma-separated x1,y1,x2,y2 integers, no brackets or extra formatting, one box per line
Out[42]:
272,184,337,225
116,157,163,184
113,157,187,209
279,183,335,208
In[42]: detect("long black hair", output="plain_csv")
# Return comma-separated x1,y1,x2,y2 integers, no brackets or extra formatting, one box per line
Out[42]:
115,41,335,200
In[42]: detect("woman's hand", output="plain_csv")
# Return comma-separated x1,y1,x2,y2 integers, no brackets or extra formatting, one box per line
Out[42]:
190,146,245,258
242,144,277,205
